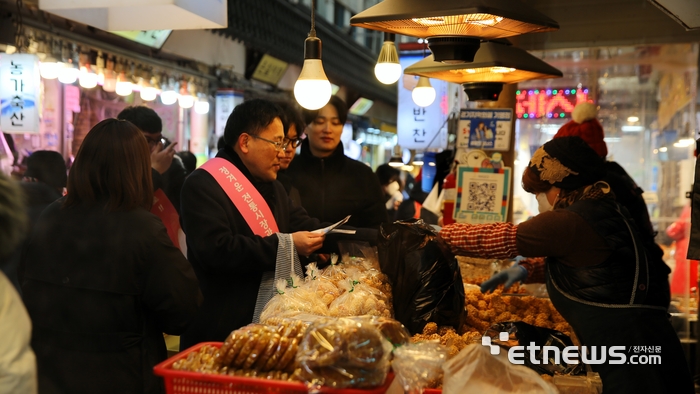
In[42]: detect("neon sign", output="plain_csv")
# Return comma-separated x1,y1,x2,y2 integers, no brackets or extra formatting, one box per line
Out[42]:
515,88,591,119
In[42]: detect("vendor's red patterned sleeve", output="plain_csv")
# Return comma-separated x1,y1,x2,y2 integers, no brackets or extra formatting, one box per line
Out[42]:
518,257,546,284
439,222,519,259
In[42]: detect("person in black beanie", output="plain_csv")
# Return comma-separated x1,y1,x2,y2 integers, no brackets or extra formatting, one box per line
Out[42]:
439,136,692,394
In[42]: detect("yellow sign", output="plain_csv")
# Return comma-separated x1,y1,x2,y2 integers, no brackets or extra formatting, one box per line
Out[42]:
251,54,288,86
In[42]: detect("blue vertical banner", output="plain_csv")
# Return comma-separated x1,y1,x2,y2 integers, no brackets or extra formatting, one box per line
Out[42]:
397,54,448,150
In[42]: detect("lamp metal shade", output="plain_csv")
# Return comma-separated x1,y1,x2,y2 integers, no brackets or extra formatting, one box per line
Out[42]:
404,41,562,84
350,0,558,39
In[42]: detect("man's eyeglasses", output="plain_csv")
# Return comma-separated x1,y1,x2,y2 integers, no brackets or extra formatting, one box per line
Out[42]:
248,134,289,151
284,137,302,149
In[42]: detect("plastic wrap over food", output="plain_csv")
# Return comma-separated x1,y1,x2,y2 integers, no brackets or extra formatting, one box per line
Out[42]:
442,344,557,394
260,276,329,322
348,316,411,348
328,273,390,318
392,341,448,393
305,263,343,306
296,317,393,389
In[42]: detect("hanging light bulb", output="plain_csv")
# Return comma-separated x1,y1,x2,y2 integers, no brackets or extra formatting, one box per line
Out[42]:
39,57,62,80
78,66,98,88
294,0,332,110
374,33,401,84
138,69,158,101
57,63,79,84
160,76,178,105
115,63,133,96
195,93,210,114
178,79,195,108
57,43,79,84
101,56,118,92
412,77,436,107
40,39,63,80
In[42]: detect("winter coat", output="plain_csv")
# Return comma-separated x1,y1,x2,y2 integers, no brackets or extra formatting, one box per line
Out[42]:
286,139,388,229
179,147,320,350
21,199,201,394
550,198,670,308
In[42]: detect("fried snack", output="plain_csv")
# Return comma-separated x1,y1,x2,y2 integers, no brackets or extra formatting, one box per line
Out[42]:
253,333,281,371
346,326,386,369
233,332,259,368
422,322,438,336
276,337,299,371
263,336,289,371
243,329,273,369
301,326,344,368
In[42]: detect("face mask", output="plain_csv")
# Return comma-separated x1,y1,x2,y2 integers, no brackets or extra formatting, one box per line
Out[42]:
536,193,553,213
385,181,400,196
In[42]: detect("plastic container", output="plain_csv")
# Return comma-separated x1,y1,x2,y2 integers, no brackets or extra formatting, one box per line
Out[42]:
153,342,394,394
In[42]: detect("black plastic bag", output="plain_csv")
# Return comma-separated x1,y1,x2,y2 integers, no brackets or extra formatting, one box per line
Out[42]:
485,321,585,376
377,220,465,335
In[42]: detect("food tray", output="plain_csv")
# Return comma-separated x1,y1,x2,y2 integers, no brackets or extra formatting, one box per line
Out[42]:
154,342,394,394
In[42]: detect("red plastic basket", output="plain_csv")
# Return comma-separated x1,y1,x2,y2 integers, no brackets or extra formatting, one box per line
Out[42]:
154,342,395,394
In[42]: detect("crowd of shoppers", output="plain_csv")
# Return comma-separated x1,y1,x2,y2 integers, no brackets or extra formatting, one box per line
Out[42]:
0,96,693,393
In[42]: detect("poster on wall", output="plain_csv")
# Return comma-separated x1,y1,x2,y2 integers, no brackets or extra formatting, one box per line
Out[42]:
0,54,40,133
397,54,449,150
457,109,512,151
454,166,511,224
215,89,244,138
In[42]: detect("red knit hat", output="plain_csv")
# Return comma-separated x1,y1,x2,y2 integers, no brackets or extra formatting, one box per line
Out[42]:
553,102,607,158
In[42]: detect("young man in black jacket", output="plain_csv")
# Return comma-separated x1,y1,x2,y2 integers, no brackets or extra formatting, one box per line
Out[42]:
179,99,324,349
286,96,388,229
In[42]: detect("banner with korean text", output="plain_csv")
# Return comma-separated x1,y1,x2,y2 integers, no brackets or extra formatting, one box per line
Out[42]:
397,54,448,150
0,54,40,133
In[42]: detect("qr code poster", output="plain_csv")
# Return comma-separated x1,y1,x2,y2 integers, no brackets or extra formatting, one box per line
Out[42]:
454,166,511,224
456,109,512,151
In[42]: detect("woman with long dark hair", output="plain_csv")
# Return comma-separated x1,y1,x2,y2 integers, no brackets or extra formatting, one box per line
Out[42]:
21,119,201,394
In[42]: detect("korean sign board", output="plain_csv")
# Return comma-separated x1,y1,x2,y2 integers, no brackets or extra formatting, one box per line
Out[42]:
0,54,40,133
457,109,512,151
397,54,448,150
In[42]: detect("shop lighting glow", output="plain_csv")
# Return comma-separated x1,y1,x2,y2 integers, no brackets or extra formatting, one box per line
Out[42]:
621,125,644,132
412,77,436,107
294,0,332,110
57,63,79,84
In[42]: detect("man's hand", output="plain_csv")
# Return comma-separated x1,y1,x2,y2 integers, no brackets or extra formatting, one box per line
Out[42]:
292,231,325,257
151,141,178,174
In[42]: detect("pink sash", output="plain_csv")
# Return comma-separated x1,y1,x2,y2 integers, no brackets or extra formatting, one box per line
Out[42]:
150,189,181,249
200,157,279,237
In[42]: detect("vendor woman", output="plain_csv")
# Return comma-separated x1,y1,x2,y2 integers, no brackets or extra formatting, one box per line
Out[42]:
439,136,693,394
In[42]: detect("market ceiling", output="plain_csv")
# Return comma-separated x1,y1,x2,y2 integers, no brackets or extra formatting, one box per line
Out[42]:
512,0,700,50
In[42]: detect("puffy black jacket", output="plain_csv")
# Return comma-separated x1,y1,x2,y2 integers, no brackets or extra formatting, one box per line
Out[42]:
286,139,388,228
549,198,670,308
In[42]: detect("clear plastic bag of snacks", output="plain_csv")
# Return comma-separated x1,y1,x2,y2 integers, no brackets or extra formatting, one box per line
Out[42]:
305,263,342,306
260,276,329,322
392,341,448,393
296,317,393,389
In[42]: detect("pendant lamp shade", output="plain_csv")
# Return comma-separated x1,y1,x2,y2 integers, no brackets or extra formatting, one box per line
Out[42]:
403,41,562,84
350,0,558,40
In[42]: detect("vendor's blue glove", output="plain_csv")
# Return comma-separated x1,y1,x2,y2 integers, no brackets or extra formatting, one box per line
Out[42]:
480,265,528,294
